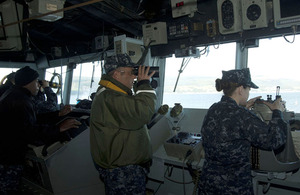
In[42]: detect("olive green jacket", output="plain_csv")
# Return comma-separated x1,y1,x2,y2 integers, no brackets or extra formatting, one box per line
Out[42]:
90,74,156,169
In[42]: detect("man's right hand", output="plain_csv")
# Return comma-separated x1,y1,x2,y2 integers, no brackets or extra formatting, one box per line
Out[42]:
137,65,155,81
59,118,81,132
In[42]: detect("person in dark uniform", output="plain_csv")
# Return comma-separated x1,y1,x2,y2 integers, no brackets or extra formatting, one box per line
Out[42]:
199,68,287,195
33,80,58,114
0,66,81,194
0,72,16,97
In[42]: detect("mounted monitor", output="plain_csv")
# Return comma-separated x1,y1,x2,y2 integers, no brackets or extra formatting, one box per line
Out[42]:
0,0,24,51
273,0,300,29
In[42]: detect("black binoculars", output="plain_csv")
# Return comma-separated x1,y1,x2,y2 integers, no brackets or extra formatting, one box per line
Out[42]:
133,66,159,78
38,80,60,88
38,80,43,86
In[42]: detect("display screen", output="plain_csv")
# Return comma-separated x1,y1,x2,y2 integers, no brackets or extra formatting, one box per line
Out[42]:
280,0,300,18
273,0,300,28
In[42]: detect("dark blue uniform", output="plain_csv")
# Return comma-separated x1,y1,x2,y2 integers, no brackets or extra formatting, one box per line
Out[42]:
199,96,287,195
95,164,149,195
0,86,61,193
33,87,58,114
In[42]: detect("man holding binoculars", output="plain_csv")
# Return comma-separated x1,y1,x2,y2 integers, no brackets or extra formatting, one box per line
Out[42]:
34,79,58,114
90,53,157,194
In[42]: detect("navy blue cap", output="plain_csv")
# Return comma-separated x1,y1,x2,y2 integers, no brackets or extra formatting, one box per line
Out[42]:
15,66,39,86
222,68,258,89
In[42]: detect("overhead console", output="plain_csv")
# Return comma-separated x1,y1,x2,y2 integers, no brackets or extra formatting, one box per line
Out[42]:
149,0,300,57
218,0,268,32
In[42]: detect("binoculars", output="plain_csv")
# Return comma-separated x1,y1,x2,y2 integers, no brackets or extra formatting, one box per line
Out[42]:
133,66,159,78
38,80,60,88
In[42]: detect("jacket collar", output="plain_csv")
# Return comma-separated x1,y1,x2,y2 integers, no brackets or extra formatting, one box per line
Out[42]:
99,74,133,95
14,85,32,97
221,95,238,106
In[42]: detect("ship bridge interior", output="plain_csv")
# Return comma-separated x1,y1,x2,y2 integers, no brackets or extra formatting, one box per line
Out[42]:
0,0,298,63
1,1,300,195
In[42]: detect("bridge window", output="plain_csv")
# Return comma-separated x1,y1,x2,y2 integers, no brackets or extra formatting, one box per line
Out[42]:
163,42,236,109
45,66,67,105
70,61,102,104
0,68,18,85
248,35,300,113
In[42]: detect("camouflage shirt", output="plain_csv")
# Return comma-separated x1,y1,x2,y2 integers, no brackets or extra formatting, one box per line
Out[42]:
199,96,287,195
33,87,58,114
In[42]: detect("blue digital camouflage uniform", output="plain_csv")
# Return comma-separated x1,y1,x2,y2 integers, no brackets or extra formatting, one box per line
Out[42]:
91,54,156,195
95,164,149,195
199,96,287,195
33,87,58,114
0,164,23,194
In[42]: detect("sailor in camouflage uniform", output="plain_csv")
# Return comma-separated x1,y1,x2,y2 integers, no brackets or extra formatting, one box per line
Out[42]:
199,68,287,195
33,80,58,114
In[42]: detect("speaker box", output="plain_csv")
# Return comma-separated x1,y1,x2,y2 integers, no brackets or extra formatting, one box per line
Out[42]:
241,0,268,30
217,0,242,35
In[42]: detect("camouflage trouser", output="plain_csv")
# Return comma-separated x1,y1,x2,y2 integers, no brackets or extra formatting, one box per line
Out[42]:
96,164,148,195
0,164,23,194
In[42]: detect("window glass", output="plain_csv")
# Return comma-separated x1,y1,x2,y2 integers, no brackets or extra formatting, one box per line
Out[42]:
70,61,102,104
248,36,300,113
163,43,236,109
0,68,18,84
45,66,67,104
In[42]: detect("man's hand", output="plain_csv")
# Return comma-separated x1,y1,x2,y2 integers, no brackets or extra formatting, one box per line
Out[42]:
59,105,72,116
41,80,50,88
137,65,155,82
59,118,81,132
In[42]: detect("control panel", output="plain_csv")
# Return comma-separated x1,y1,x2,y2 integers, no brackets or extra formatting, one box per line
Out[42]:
168,21,190,39
164,132,203,161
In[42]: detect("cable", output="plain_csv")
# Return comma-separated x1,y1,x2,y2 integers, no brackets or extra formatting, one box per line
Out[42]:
182,160,186,195
283,25,297,43
186,152,203,195
199,46,208,55
164,164,193,185
182,150,193,195
192,169,201,195
153,182,162,195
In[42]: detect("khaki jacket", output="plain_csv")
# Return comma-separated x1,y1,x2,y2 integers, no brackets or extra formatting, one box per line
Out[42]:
90,74,156,169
